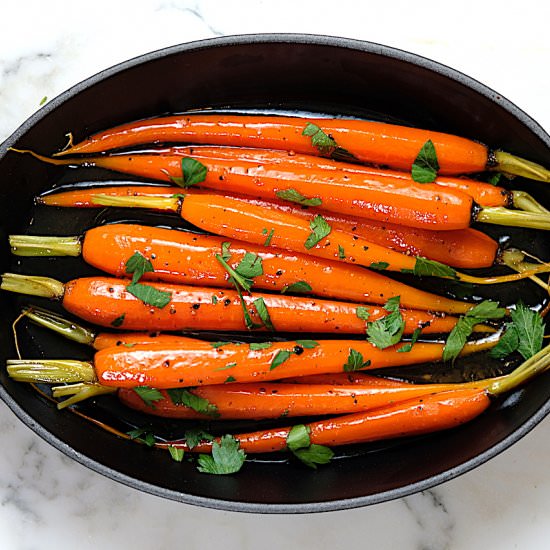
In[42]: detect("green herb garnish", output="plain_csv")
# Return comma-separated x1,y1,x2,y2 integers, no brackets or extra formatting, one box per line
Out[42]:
366,296,405,350
197,435,246,475
304,214,332,250
490,302,545,360
168,446,184,462
110,313,126,327
126,282,172,308
166,388,219,417
276,188,322,207
133,386,164,408
286,424,333,469
343,349,371,372
411,139,439,183
125,251,154,284
443,300,506,362
171,157,207,188
281,281,313,294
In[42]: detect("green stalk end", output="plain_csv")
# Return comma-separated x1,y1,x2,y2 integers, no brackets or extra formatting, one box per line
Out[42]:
1,273,65,299
10,235,82,257
494,151,550,183
22,306,96,345
6,359,96,384
476,207,550,231
52,382,116,409
92,194,180,211
511,191,550,215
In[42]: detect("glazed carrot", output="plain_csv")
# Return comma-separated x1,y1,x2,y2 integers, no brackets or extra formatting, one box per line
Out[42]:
90,193,550,284
9,223,490,309
6,336,498,389
172,341,550,453
19,148,550,231
0,273,465,333
117,382,483,420
183,389,490,453
19,149,475,230
169,145,513,208
53,113,550,181
37,186,500,268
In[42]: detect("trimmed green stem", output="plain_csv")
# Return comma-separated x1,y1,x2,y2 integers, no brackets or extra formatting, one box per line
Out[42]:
511,191,550,215
1,273,65,299
476,207,550,231
6,359,96,384
22,306,96,345
9,235,81,257
52,383,116,409
493,151,550,183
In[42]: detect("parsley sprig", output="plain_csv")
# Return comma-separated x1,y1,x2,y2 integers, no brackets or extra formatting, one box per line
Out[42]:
490,302,545,360
411,139,439,183
286,424,334,469
366,296,406,350
197,435,246,475
443,300,506,363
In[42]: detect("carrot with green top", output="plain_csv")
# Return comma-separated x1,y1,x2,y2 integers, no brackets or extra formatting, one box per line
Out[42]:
0,273,466,333
6,335,498,389
37,186,500,269
84,192,550,286
52,113,550,181
165,342,550,454
14,148,550,231
9,223,495,310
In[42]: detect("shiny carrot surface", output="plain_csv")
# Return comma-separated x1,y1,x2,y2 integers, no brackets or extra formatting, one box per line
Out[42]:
53,151,475,230
60,276,462,333
118,382,479,420
183,388,490,453
79,223,478,309
55,114,490,175
94,339,495,388
40,186,499,268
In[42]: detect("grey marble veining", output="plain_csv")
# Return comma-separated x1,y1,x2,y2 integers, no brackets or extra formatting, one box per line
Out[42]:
1,1,550,549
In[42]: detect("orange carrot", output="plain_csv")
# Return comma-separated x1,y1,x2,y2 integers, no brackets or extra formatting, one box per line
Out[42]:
0,273,466,333
38,185,500,268
6,337,497,389
53,113,550,181
26,149,476,230
88,192,549,285
9,223,485,310
117,382,480,420
183,389,491,453
277,373,411,386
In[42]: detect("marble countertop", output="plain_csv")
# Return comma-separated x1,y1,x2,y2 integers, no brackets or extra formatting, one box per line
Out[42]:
1,1,550,548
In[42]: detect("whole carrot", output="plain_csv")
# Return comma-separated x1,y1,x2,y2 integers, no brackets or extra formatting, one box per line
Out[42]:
0,273,464,333
9,223,489,309
15,149,550,231
6,336,498,389
117,381,483,420
89,193,550,285
52,113,550,181
37,186,500,269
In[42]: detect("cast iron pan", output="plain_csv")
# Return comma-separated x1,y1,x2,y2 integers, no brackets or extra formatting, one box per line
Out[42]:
0,34,549,513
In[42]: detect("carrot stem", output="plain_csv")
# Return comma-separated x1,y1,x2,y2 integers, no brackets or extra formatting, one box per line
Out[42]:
10,235,82,257
1,273,65,299
494,151,550,183
511,190,550,215
477,206,550,230
6,359,96,383
52,383,116,409
21,305,97,345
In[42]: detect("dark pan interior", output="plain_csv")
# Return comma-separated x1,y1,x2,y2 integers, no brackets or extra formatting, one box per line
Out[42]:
0,35,549,513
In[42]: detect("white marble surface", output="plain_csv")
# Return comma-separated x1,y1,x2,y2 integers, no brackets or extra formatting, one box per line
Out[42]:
1,1,550,548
